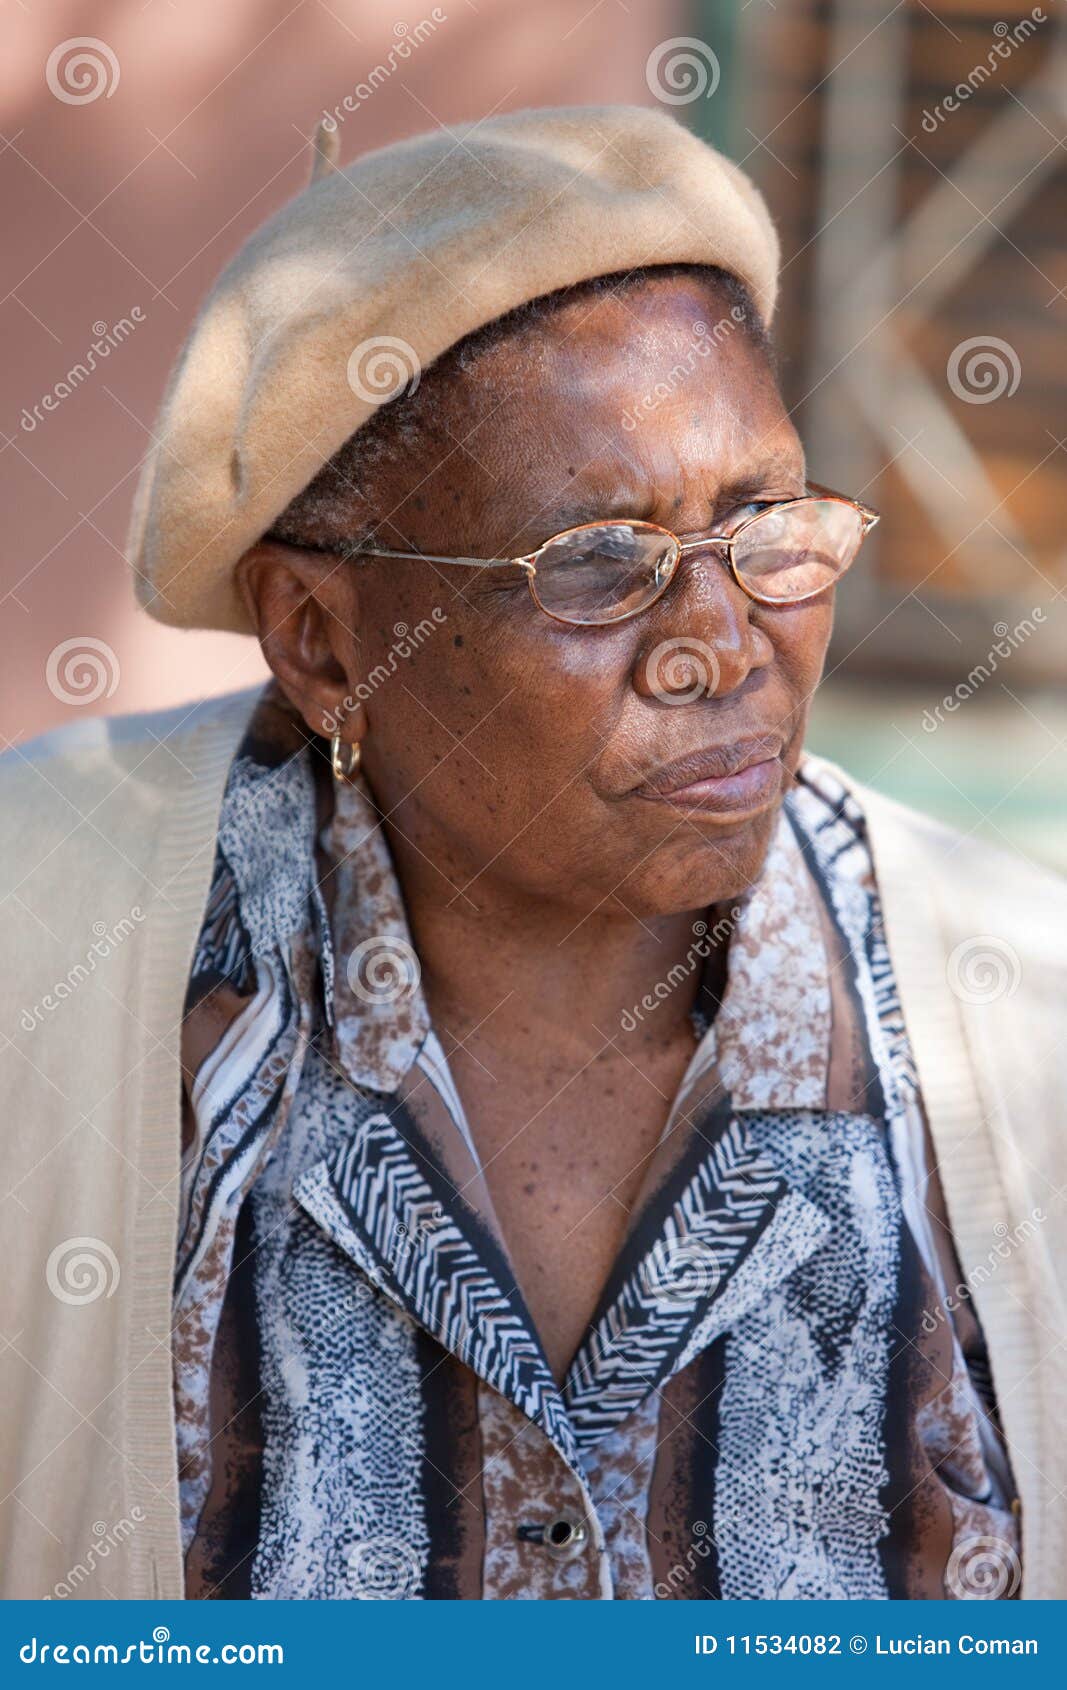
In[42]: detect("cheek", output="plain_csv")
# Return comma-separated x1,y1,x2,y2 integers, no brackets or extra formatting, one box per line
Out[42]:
360,588,633,811
760,598,833,707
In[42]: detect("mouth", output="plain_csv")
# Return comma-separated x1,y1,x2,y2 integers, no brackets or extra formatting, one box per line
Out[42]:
630,733,786,817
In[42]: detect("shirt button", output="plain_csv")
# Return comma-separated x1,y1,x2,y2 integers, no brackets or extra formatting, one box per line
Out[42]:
546,1516,587,1559
516,1516,588,1559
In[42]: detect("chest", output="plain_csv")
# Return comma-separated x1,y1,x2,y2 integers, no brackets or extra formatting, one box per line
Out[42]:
445,1029,696,1381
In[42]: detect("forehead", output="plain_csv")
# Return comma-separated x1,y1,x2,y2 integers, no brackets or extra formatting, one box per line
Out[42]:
353,273,803,560
459,275,800,503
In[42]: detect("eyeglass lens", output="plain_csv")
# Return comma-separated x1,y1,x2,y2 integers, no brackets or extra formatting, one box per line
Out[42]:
529,500,865,625
529,523,678,625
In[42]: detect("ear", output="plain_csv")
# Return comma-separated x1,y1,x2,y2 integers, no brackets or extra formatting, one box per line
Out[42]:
235,542,369,745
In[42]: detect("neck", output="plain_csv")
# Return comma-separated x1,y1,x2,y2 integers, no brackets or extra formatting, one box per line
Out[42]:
383,834,713,1058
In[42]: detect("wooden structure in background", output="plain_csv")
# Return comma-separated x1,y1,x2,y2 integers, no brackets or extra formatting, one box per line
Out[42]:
703,0,1066,680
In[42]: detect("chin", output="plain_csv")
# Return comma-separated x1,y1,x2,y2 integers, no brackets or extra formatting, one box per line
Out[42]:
614,800,783,919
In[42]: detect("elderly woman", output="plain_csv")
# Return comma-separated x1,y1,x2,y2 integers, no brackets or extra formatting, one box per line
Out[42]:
3,106,1065,1604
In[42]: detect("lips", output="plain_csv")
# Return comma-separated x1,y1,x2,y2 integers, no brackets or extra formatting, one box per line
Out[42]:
631,733,785,815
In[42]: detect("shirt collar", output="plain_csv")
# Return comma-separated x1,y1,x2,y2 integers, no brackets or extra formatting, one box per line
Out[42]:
318,764,837,1109
317,773,432,1093
318,769,838,1121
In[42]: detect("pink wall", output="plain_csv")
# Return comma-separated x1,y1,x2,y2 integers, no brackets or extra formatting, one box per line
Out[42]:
1,0,686,744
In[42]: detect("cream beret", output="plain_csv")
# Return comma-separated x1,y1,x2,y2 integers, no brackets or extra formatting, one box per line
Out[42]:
128,104,780,633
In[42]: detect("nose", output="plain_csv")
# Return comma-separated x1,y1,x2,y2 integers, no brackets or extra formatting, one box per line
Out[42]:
631,546,774,702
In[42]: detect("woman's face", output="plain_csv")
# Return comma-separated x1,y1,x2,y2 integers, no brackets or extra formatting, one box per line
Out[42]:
272,275,834,919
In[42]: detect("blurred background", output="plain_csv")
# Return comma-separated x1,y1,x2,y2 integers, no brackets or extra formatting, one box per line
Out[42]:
2,0,1065,865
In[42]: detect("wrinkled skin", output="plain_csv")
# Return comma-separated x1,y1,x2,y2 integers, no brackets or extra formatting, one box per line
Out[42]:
237,273,834,1375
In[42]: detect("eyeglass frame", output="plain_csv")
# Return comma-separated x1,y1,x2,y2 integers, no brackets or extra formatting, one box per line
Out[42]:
292,481,880,626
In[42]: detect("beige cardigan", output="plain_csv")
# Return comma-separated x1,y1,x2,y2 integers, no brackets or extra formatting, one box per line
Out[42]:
2,688,1065,1600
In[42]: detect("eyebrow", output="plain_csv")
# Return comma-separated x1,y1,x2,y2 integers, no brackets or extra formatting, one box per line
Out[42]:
537,456,806,537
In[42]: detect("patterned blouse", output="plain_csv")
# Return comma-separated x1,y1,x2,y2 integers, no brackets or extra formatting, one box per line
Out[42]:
175,688,1020,1601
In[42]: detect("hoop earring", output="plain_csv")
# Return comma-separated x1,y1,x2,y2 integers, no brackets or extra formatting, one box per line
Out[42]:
330,733,362,782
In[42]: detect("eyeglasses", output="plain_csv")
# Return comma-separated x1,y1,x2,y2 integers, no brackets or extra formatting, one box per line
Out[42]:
302,483,879,629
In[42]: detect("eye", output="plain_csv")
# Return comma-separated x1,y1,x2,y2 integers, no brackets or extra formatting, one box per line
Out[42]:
721,499,774,533
728,491,810,526
468,567,533,612
475,567,528,595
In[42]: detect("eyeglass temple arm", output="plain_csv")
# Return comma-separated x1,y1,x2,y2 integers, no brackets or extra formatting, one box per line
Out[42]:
343,545,533,571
